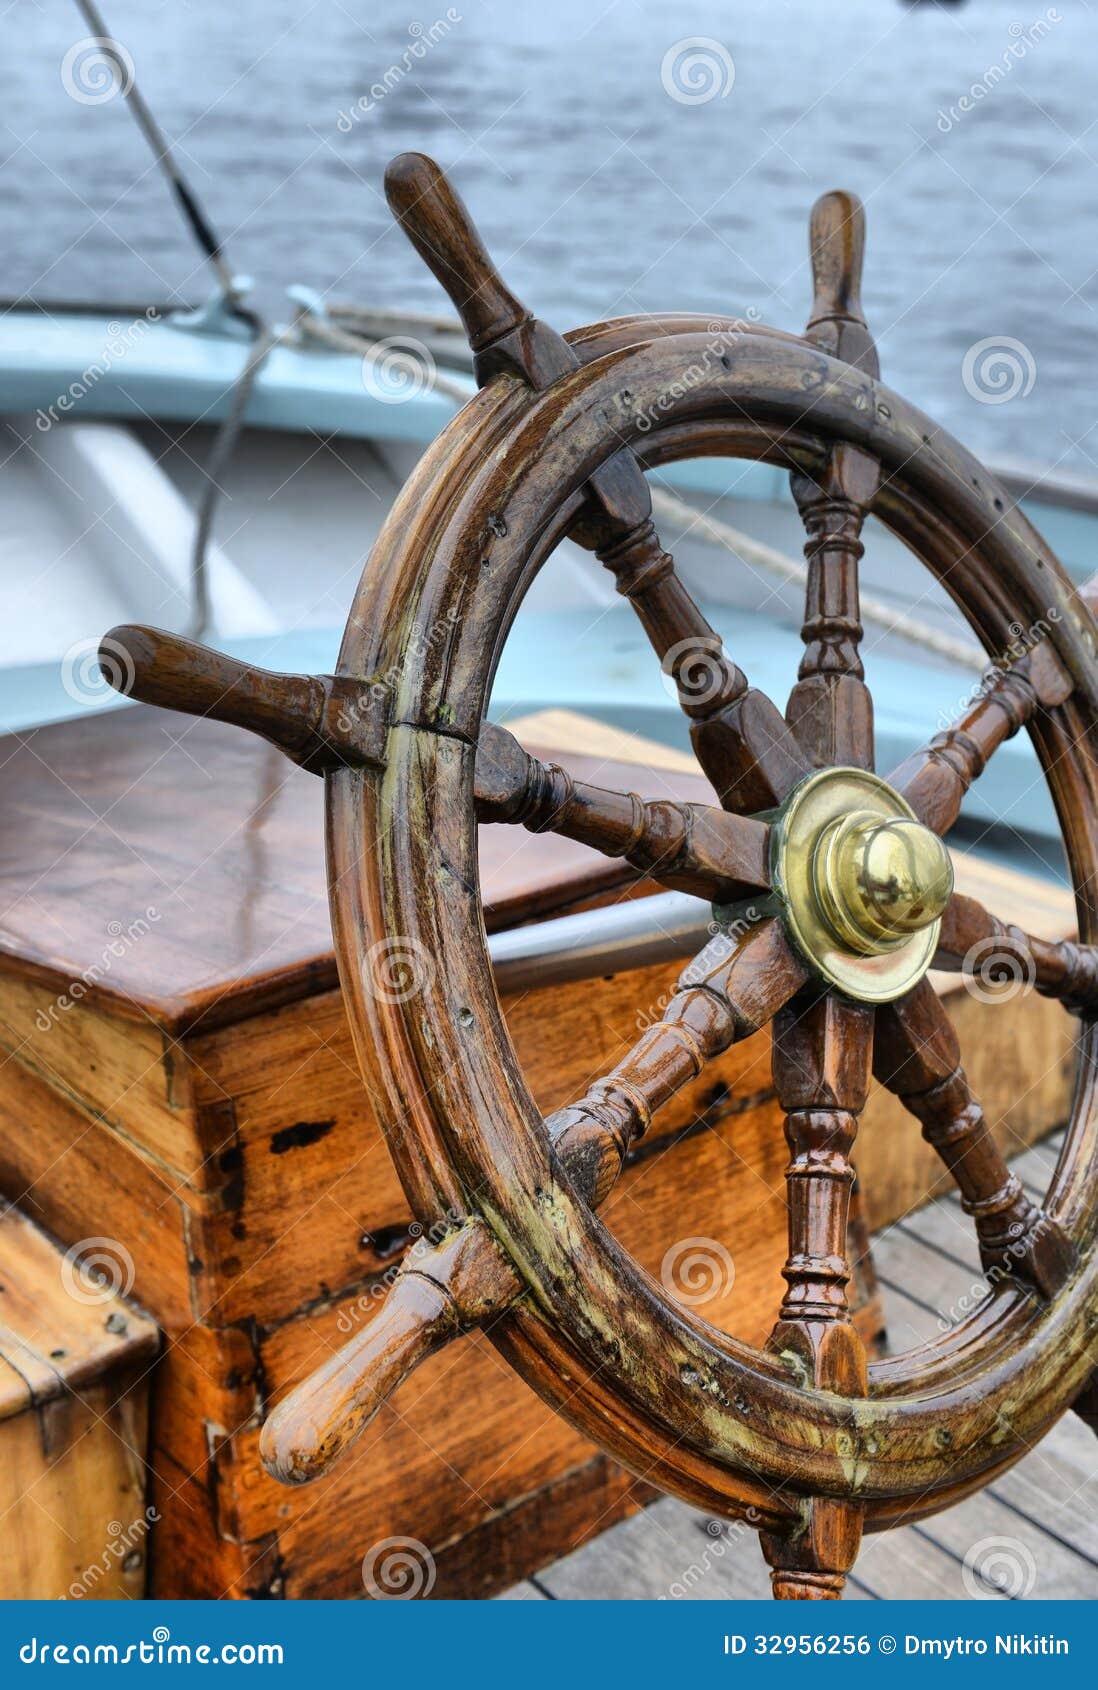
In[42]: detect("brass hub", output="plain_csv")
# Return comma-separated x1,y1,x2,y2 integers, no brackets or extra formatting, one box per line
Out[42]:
770,768,954,1003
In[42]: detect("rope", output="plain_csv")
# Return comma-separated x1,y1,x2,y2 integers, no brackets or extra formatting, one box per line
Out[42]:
295,307,472,404
186,324,276,639
297,301,986,670
648,484,986,671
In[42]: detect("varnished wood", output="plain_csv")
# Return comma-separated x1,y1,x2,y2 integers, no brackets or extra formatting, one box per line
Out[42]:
889,642,1074,834
787,192,877,770
261,918,806,1482
874,980,1075,1295
475,720,770,901
384,150,807,813
0,706,719,1032
326,306,1098,1550
935,892,1098,1013
101,624,386,773
761,992,873,1599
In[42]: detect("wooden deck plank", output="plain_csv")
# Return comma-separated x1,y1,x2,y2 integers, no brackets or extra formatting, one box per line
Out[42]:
855,1526,994,1601
917,1481,1095,1597
532,1497,774,1601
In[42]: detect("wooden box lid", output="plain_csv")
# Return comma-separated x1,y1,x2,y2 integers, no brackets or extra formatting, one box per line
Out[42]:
0,704,707,1035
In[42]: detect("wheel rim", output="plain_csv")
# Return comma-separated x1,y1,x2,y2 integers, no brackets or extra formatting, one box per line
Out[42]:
328,321,1098,1525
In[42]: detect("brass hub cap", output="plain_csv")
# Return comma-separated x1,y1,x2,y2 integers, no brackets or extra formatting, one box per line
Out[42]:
770,768,954,1003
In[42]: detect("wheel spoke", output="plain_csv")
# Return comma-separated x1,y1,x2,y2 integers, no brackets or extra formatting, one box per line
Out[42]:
385,151,807,816
474,722,770,901
874,979,1075,1295
934,893,1098,1014
543,917,807,1209
593,516,809,811
888,642,1073,834
787,192,878,772
760,988,874,1601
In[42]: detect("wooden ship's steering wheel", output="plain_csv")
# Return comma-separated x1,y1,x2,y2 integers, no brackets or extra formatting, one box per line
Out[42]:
101,154,1098,1601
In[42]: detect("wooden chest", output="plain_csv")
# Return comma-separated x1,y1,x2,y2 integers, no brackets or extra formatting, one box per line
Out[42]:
0,705,1077,1598
0,1201,157,1598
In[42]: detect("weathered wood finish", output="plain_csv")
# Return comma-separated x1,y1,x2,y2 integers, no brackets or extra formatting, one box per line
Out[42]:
91,154,1098,1598
0,1203,157,1599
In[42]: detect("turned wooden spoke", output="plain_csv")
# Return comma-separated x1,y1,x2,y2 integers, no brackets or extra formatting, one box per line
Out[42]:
874,979,1075,1295
935,893,1098,1014
385,151,808,815
889,642,1073,834
760,991,873,1600
788,192,878,771
474,721,770,901
545,917,807,1208
262,917,807,1483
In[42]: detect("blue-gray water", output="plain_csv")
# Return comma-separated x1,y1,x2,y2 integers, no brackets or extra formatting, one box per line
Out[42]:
5,0,1098,469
